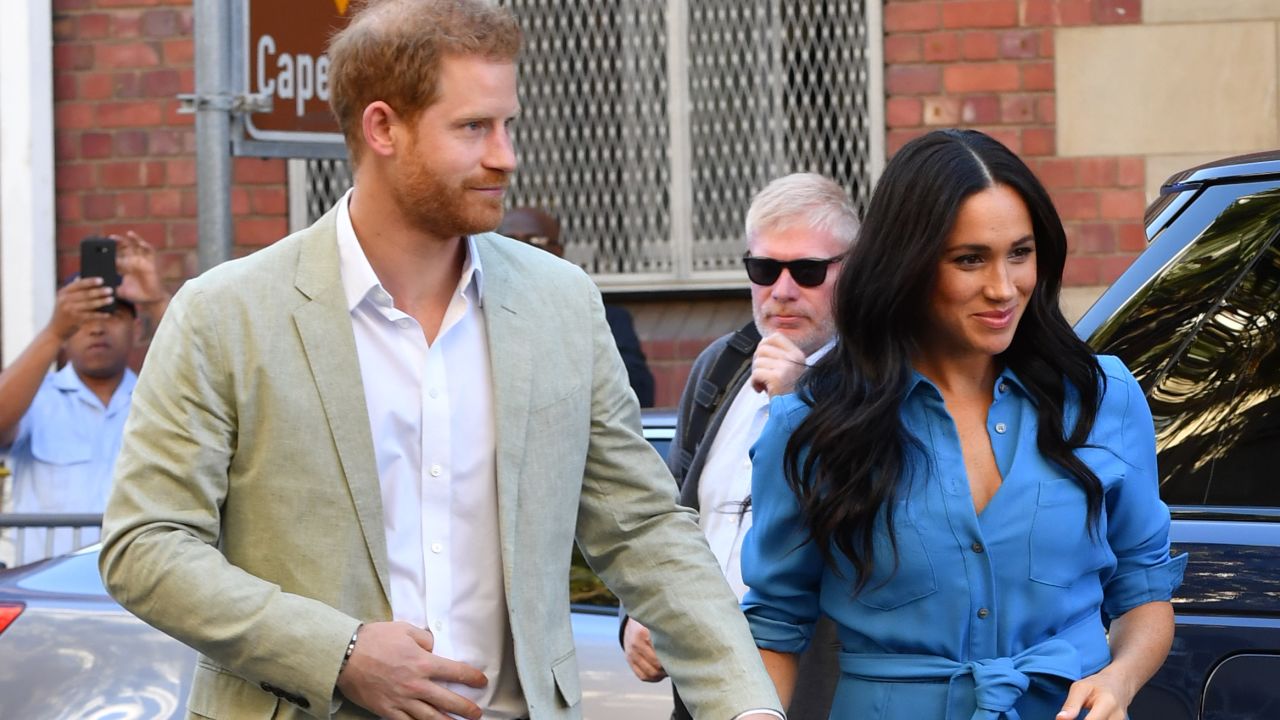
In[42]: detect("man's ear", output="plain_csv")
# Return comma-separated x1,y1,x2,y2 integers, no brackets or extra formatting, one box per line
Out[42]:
361,101,401,159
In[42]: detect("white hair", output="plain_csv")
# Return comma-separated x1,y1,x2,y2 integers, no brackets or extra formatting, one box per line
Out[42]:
744,172,860,247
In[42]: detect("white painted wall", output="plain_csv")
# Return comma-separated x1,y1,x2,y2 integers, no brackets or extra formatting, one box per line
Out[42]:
0,1,56,367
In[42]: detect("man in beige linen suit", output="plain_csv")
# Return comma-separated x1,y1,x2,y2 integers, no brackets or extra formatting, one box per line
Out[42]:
99,1,782,719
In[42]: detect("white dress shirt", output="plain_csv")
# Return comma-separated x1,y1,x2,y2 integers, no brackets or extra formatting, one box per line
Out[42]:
336,191,524,719
698,341,835,601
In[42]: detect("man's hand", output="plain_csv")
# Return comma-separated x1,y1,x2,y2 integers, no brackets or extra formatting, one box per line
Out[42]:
114,231,166,306
48,277,114,341
622,618,667,682
750,333,809,397
336,621,488,720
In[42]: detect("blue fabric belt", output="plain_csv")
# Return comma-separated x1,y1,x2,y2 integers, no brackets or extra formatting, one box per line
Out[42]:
837,617,1095,720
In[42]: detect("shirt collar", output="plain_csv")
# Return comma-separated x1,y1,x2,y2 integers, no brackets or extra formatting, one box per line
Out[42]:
52,362,137,410
335,188,485,313
905,363,1028,400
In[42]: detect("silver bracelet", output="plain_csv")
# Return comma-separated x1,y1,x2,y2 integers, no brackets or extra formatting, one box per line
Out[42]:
340,625,361,672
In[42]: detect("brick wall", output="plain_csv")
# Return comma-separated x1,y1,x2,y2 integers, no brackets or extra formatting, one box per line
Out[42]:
51,0,289,290
884,0,1147,287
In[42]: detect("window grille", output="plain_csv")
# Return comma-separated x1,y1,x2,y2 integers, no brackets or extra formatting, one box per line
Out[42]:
291,0,882,292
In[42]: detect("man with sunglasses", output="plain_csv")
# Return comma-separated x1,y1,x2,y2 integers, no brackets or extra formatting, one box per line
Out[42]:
621,173,858,719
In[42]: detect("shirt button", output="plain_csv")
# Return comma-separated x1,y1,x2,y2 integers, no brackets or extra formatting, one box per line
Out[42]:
429,464,442,477
430,542,443,554
429,388,439,399
998,382,1008,393
977,608,990,619
971,542,984,554
397,319,412,329
432,620,444,632
994,422,1007,434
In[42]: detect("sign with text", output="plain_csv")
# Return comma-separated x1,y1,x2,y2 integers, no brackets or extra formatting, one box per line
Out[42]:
243,0,352,144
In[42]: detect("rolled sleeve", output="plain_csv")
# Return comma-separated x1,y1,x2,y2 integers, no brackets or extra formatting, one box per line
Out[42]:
741,395,824,654
1099,356,1188,619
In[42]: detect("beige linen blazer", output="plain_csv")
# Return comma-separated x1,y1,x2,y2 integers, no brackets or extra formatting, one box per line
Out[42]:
100,208,780,719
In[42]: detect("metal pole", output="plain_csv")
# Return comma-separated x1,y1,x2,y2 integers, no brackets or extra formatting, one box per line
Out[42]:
194,0,234,272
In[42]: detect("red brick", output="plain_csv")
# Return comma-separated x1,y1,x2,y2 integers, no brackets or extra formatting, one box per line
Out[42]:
942,0,1018,28
923,96,961,126
1021,62,1054,91
234,158,288,184
250,188,289,216
117,192,149,219
1073,223,1116,253
1117,157,1144,187
53,44,94,71
57,194,82,223
944,63,1019,93
887,97,923,128
1117,223,1148,251
113,73,142,99
1039,29,1055,57
888,128,928,156
231,187,251,215
162,39,194,66
141,69,182,97
982,127,1022,153
962,95,1002,124
181,190,199,215
1076,157,1117,187
887,65,942,95
80,72,115,100
112,12,141,38
923,33,961,62
156,250,193,281
144,161,167,187
1033,158,1077,188
81,132,114,158
1022,127,1055,156
962,32,1000,60
148,189,183,217
149,128,186,155
1093,0,1140,24
169,221,198,248
79,13,112,39
164,99,195,127
999,94,1034,123
645,339,678,361
1055,190,1100,220
99,0,163,7
53,0,91,9
55,133,79,161
885,2,941,33
141,9,181,37
1000,30,1039,59
101,162,144,189
1023,0,1092,26
113,130,150,157
167,158,196,186
98,42,161,69
884,35,923,64
1099,253,1135,283
52,15,77,41
1036,95,1055,123
235,217,289,246
1100,189,1145,220
54,73,78,101
55,103,96,129
97,102,164,128
56,163,96,191
1062,253,1101,286
83,193,118,221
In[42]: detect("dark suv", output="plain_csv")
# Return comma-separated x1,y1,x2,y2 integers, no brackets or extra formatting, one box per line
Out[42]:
1076,151,1280,720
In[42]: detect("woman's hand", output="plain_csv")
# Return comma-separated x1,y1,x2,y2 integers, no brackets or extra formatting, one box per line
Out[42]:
1056,667,1135,719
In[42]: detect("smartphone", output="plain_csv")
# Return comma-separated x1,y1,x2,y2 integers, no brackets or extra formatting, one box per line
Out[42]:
79,236,121,288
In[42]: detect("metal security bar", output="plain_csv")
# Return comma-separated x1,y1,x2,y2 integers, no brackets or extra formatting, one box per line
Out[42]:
290,1,881,291
0,513,102,569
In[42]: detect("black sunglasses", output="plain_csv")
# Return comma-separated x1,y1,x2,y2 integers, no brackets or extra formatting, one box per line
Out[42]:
742,253,844,288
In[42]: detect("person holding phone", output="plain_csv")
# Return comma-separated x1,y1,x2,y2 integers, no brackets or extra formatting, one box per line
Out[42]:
0,231,169,566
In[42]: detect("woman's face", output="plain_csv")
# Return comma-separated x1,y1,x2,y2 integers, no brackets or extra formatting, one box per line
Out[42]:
918,183,1036,364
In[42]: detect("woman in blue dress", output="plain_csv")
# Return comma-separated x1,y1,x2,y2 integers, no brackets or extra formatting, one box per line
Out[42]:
741,129,1187,720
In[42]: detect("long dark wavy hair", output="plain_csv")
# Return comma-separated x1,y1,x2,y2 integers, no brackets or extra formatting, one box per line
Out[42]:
785,129,1105,590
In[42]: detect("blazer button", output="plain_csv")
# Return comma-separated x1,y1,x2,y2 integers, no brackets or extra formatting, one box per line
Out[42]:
260,682,275,694
296,696,311,709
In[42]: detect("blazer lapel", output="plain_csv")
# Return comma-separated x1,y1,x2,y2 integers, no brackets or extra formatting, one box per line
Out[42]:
475,235,533,589
292,214,393,607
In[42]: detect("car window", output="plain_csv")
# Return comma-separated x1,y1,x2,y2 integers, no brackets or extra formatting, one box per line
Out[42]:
1089,183,1280,507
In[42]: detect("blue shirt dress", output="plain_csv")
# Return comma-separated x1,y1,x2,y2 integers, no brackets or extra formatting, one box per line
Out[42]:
741,355,1187,720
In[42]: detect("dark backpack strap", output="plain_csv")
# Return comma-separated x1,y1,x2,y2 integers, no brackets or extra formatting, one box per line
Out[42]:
674,321,761,479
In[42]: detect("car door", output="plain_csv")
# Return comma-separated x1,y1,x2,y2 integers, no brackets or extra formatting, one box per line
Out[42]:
1081,174,1280,720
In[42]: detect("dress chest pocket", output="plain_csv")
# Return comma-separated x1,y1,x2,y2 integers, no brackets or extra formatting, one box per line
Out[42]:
1028,477,1112,587
855,504,939,610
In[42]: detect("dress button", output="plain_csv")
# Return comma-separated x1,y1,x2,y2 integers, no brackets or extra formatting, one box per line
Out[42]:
994,422,1007,434
971,542,984,554
431,542,443,554
977,608,990,619
998,382,1008,393
430,464,442,477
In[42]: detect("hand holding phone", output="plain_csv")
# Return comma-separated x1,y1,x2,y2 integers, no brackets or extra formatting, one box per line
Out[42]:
80,236,121,313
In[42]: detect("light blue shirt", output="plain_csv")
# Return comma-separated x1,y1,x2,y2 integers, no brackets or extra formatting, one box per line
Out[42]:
742,354,1187,720
2,363,136,565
